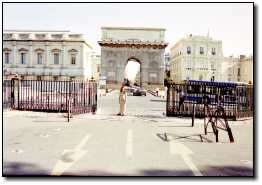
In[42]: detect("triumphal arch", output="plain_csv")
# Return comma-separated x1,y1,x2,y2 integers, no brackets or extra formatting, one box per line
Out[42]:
98,27,168,89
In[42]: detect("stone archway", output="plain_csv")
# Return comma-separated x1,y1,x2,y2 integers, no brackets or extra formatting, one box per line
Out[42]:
98,27,168,89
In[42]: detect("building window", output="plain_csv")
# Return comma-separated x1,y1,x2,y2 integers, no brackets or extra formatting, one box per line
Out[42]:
71,55,76,65
54,53,59,64
21,53,26,64
53,76,58,81
212,48,216,55
5,53,10,64
70,76,75,81
199,74,203,80
36,76,42,81
238,68,241,76
200,47,204,55
37,53,43,64
187,47,191,54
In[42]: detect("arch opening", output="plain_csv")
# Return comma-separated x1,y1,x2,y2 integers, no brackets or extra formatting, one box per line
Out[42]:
124,58,141,87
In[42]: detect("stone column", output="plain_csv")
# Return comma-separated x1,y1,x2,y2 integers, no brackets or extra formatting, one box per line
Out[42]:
159,50,165,87
100,48,107,79
45,42,49,66
29,42,33,67
12,42,17,65
62,42,66,68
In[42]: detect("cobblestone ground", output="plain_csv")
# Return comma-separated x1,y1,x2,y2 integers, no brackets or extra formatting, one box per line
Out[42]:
3,91,253,176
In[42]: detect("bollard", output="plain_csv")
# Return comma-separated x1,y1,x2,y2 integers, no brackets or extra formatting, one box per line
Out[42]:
192,103,195,127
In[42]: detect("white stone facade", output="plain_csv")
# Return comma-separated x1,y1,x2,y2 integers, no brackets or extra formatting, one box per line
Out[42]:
240,55,253,84
101,27,165,43
3,30,93,81
221,56,241,82
170,34,223,83
90,52,101,81
220,55,253,84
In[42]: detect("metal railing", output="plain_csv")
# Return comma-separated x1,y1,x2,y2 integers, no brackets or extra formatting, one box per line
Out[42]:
3,79,97,115
166,81,253,120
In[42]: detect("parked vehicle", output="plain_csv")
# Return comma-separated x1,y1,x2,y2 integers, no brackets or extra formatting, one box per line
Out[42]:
132,86,146,96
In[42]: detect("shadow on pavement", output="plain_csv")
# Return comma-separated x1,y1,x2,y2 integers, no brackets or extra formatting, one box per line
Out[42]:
201,165,254,176
33,120,67,123
156,132,212,143
3,161,253,176
3,161,49,176
63,165,253,176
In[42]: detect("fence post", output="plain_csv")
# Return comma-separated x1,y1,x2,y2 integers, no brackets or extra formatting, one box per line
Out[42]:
192,103,195,127
166,85,170,117
67,98,71,123
17,79,19,109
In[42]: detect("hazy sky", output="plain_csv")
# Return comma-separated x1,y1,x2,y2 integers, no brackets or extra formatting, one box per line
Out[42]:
3,3,253,56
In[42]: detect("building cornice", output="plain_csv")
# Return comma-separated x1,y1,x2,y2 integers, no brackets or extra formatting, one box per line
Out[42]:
101,26,166,31
3,39,93,49
98,40,168,49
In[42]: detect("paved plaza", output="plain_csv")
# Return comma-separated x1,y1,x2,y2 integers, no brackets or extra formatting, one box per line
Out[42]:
3,91,253,176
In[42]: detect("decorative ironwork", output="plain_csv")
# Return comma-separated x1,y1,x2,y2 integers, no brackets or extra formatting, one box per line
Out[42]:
204,104,234,143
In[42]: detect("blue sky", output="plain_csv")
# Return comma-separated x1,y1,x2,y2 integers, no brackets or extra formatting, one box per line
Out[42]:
3,3,253,56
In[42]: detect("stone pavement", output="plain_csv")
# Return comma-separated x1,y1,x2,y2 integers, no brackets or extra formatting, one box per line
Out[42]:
3,92,253,176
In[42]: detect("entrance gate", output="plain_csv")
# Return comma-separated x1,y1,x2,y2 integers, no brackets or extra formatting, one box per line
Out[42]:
166,80,253,120
4,79,97,115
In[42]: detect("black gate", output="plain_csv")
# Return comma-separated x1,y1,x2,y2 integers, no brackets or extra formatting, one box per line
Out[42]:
3,79,97,114
166,81,253,120
3,80,12,109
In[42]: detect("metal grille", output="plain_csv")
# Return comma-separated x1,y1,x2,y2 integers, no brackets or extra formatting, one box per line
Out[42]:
4,79,97,114
166,81,253,120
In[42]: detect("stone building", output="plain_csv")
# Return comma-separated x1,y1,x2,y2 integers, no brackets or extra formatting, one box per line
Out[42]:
221,55,253,84
98,27,168,89
240,55,253,84
170,34,223,83
3,30,93,81
90,52,101,81
164,52,171,72
221,55,241,82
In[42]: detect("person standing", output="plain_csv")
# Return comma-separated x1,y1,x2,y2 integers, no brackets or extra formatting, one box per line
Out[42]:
117,82,127,116
178,88,185,111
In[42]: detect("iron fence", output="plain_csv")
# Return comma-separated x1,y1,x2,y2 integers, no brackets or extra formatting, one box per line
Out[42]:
3,79,97,114
3,80,12,109
166,81,253,120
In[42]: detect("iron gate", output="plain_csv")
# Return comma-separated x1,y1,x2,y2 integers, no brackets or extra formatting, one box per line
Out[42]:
166,81,253,120
3,79,97,114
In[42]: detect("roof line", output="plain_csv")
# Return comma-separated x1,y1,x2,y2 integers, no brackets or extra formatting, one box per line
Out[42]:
101,27,166,31
4,30,71,33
